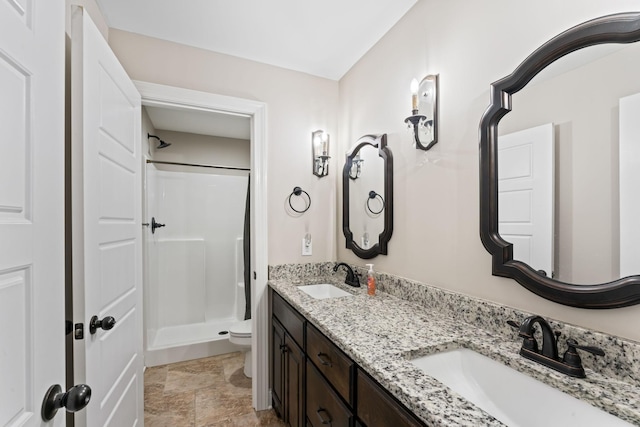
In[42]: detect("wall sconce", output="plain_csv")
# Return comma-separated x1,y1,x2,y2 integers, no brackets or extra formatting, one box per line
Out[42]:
404,74,439,150
312,130,330,177
348,155,364,180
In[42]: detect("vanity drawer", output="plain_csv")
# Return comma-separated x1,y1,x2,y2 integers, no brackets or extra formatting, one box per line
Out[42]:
306,361,352,427
306,323,354,405
356,368,426,427
272,291,305,348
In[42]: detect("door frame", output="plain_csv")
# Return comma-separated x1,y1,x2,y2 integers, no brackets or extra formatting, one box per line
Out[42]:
134,81,269,410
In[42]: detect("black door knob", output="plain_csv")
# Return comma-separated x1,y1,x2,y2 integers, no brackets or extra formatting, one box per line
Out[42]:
41,384,91,421
90,315,116,334
151,217,166,234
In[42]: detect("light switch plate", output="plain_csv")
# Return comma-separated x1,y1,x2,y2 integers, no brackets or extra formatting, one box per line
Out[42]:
302,238,312,256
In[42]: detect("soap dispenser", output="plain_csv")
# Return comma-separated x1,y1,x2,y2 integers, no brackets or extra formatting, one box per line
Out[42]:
365,264,376,296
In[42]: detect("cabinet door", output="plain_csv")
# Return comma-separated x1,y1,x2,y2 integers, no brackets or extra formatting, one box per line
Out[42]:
357,369,425,427
306,362,352,427
285,334,305,427
271,319,286,419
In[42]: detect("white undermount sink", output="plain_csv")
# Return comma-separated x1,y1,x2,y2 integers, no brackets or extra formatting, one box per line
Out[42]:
411,348,632,427
297,284,353,300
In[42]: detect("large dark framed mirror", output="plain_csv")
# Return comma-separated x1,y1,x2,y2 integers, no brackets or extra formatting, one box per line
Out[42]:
479,12,640,308
343,134,393,259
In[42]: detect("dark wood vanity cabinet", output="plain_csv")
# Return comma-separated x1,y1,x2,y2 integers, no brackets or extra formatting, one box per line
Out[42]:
271,291,306,427
270,288,426,427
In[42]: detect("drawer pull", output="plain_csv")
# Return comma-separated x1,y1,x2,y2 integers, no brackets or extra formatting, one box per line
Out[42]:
316,408,332,425
279,344,288,353
316,352,332,367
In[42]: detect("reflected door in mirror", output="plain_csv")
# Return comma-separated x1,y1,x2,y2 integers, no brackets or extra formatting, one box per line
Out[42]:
498,124,554,277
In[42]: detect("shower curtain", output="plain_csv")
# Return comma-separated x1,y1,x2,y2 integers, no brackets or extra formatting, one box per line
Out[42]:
243,174,251,320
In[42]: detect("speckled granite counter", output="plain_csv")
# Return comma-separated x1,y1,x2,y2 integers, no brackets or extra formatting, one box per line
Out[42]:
268,265,640,426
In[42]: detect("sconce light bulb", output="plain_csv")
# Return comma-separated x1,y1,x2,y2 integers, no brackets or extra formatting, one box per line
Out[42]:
411,78,419,110
410,78,419,95
322,133,330,156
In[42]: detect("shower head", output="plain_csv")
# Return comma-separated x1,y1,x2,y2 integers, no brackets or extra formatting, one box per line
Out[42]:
147,133,172,149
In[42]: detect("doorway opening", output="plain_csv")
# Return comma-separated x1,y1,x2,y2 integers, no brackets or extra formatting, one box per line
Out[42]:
135,81,269,410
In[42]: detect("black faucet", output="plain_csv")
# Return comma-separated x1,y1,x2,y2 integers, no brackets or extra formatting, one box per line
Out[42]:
509,315,604,378
333,262,361,287
518,315,559,359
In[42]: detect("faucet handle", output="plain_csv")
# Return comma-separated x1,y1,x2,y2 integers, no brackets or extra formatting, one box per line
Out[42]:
508,320,539,352
507,320,520,330
563,338,605,368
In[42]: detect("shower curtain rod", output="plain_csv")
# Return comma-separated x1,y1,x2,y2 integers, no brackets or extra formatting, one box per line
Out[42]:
146,159,250,172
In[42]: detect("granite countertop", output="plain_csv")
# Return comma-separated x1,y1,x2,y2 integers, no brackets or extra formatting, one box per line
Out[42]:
268,276,640,426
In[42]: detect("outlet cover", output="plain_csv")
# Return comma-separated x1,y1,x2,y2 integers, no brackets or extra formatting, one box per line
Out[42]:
302,238,312,256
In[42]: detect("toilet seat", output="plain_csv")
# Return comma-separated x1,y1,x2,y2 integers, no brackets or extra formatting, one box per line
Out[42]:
229,319,251,338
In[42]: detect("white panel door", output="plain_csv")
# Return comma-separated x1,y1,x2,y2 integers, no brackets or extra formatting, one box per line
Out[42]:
71,8,143,427
0,0,65,426
498,123,554,276
619,92,640,277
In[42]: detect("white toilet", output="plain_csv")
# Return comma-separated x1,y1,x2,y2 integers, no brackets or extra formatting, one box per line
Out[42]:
229,319,252,378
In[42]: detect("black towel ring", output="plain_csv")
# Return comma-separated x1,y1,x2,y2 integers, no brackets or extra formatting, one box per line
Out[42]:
367,191,385,215
288,186,311,213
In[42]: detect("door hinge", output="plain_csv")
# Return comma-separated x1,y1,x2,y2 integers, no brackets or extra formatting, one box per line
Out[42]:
74,323,84,340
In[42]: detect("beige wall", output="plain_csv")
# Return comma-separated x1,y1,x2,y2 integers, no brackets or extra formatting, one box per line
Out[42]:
109,30,340,266
151,129,250,171
338,0,640,342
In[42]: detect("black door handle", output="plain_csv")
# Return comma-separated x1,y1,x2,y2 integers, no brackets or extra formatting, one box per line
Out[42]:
151,217,165,234
41,384,91,421
89,315,116,334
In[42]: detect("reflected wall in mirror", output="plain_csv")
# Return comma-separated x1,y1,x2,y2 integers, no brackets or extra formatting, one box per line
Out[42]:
479,12,640,308
343,134,393,259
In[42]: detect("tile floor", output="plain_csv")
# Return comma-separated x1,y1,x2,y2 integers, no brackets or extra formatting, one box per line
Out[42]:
144,352,286,427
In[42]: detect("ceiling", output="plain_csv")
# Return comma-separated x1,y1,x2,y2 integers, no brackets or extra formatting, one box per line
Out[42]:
95,0,417,81
98,0,416,139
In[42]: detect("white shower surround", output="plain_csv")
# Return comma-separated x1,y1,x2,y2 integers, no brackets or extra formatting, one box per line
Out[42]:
145,167,249,366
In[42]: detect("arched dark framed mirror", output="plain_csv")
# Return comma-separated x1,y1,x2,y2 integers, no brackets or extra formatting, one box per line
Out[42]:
343,134,393,259
479,12,640,308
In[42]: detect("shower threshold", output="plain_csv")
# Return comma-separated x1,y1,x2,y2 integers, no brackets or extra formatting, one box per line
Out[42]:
150,318,240,350
145,318,245,367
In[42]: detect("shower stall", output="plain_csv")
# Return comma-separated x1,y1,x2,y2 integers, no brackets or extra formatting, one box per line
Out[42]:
144,161,249,366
